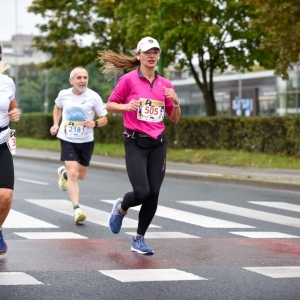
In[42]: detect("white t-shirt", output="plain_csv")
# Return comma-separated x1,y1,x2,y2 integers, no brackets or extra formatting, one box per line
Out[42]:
0,74,15,144
55,87,107,143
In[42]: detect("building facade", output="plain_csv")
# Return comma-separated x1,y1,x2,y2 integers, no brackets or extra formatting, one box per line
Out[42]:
170,68,300,117
0,34,48,76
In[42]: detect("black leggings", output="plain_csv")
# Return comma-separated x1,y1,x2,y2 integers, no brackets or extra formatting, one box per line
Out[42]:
0,142,14,190
121,135,167,236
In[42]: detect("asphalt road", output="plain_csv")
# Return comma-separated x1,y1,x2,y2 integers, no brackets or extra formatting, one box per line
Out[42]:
1,157,300,300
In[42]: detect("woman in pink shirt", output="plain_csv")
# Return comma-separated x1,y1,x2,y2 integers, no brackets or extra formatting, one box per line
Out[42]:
98,37,181,255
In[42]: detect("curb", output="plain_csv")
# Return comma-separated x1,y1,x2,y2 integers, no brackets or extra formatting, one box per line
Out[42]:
15,153,300,193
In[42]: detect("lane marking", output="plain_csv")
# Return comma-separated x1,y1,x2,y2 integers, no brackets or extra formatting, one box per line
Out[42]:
3,210,58,228
249,201,300,213
179,201,300,228
26,199,160,228
14,232,88,239
17,178,49,185
244,266,300,278
99,269,207,282
0,272,43,285
124,232,200,238
230,232,300,238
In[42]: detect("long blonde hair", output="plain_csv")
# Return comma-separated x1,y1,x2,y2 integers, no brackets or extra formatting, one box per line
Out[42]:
97,50,140,81
0,61,11,74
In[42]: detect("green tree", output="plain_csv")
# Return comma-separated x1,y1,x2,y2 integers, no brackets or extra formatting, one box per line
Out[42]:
115,0,270,116
245,0,300,80
18,63,41,82
18,79,44,113
28,0,128,70
28,0,272,116
13,62,112,113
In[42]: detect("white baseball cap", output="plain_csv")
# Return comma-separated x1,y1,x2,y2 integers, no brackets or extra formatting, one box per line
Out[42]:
136,37,161,53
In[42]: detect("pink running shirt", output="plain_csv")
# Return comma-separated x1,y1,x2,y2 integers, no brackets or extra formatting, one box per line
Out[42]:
108,69,175,139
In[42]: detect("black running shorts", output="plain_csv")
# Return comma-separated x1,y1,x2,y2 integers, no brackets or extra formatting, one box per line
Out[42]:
59,139,95,167
0,142,14,190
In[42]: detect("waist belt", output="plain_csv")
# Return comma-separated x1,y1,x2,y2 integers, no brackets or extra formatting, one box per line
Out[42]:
125,128,150,138
125,128,164,138
0,126,8,133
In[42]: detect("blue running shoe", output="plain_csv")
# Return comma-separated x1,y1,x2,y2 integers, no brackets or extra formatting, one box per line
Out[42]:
0,230,7,255
108,198,126,234
131,236,154,255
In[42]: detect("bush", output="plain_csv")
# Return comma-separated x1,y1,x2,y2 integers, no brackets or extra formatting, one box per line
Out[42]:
11,113,300,156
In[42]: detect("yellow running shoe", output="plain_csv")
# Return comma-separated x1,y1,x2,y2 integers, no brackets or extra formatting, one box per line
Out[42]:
57,166,68,191
74,208,86,224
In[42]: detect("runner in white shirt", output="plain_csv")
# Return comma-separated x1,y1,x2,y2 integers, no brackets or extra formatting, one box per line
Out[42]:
50,67,108,224
0,51,21,255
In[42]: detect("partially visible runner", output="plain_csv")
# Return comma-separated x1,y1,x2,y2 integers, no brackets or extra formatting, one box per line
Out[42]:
98,37,181,254
0,52,21,255
50,66,108,224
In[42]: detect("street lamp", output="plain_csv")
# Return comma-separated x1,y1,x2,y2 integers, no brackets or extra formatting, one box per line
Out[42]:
238,71,242,101
44,70,49,113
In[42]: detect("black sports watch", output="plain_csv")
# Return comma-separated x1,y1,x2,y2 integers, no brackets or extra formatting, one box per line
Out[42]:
94,120,98,128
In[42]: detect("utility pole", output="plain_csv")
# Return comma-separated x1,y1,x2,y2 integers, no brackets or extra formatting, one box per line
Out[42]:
296,61,299,115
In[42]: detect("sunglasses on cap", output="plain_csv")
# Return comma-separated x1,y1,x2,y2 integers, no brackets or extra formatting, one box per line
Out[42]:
139,50,161,55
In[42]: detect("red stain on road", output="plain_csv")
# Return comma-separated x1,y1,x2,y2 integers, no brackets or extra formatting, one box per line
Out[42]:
234,238,300,257
1,238,300,272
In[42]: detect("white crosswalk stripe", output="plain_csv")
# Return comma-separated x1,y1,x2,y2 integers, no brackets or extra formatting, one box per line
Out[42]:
3,209,58,228
249,201,300,213
99,269,207,282
26,199,160,229
14,232,88,239
178,201,300,228
102,200,254,228
244,266,300,278
0,272,43,285
230,232,300,238
124,231,200,238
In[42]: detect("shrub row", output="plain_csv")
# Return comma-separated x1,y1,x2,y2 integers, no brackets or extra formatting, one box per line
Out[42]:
11,113,300,156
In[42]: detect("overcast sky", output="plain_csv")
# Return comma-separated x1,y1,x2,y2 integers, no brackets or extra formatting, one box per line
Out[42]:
0,0,45,41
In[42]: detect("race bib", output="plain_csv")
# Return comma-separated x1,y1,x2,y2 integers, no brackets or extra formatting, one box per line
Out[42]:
6,129,16,155
64,121,86,138
137,98,165,123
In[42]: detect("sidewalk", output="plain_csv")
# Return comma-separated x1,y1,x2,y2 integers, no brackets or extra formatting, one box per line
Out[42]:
15,148,300,192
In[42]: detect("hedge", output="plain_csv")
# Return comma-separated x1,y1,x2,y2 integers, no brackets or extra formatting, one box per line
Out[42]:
11,113,300,156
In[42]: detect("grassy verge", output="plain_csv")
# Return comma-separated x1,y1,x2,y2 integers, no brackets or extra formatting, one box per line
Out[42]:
17,137,300,169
